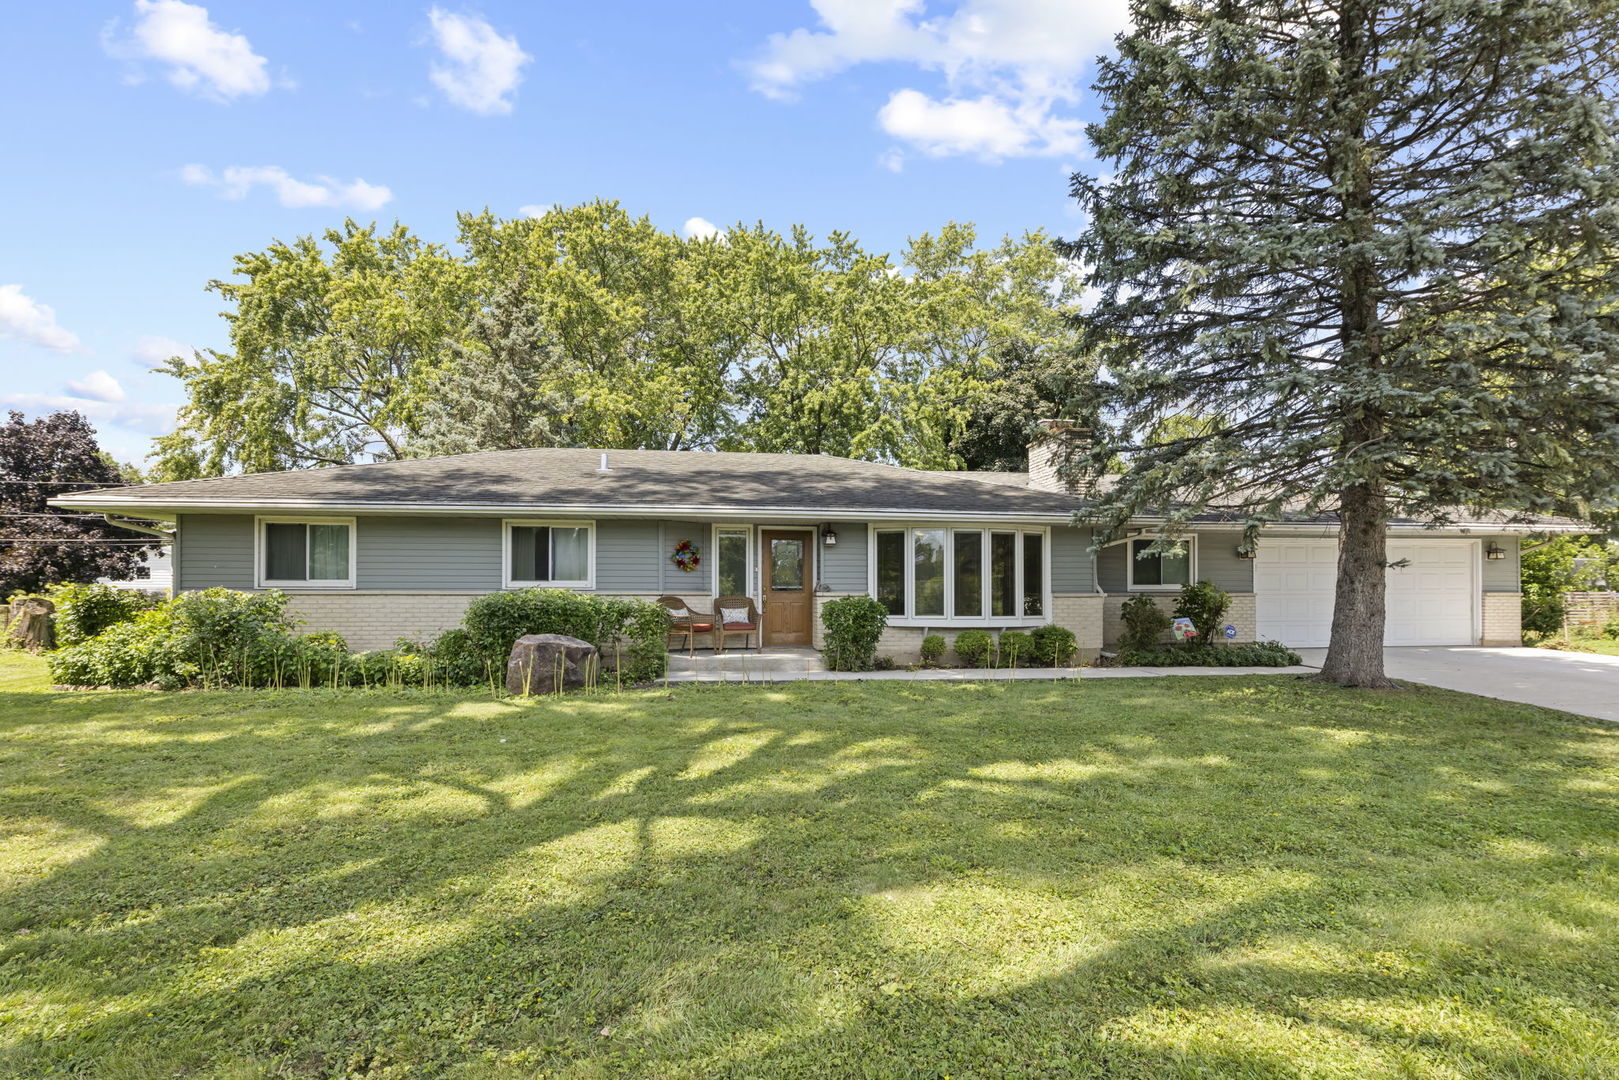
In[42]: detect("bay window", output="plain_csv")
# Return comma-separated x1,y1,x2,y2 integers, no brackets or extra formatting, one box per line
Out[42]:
873,526,1048,623
258,518,355,588
504,520,594,588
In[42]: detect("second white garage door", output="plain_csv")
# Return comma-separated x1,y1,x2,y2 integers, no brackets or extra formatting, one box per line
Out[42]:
1254,538,1479,648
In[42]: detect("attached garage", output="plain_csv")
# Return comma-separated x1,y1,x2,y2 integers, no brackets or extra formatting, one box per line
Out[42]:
1254,538,1480,648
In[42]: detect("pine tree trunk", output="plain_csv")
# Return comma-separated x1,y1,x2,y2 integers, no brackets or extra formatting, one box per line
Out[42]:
1316,482,1391,687
1313,0,1392,690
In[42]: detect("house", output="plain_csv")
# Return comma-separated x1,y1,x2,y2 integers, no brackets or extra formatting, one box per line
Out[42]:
96,548,173,595
51,424,1576,659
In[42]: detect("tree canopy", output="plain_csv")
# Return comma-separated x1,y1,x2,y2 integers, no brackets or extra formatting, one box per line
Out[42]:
153,201,1086,477
1066,0,1619,686
1,411,162,598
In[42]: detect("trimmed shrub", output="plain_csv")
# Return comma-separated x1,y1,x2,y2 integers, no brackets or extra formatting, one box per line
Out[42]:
821,595,888,672
416,628,488,688
47,583,162,648
1030,624,1078,667
460,588,668,683
1115,641,1301,667
1118,594,1172,651
1174,580,1232,644
919,633,946,667
953,629,994,667
997,630,1034,667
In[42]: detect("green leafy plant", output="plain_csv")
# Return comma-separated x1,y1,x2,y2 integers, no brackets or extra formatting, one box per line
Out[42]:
919,633,946,667
1173,579,1231,646
953,629,994,667
820,595,888,672
46,583,162,648
461,588,667,683
1118,595,1171,652
997,630,1034,667
1115,641,1301,667
1030,624,1078,667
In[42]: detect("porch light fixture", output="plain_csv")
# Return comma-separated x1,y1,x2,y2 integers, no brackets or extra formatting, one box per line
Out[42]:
1485,542,1506,560
822,525,838,546
1236,546,1256,560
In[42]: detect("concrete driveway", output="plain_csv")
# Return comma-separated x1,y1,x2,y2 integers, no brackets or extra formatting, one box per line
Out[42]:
1293,646,1619,723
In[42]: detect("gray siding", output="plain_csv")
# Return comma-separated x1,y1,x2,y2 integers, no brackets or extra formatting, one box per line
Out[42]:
1098,531,1254,593
820,521,868,592
1481,534,1521,592
658,520,709,593
597,520,662,592
1050,525,1094,593
357,516,502,590
176,514,256,590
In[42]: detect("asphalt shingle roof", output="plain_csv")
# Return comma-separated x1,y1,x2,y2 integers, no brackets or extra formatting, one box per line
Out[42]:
54,448,1084,518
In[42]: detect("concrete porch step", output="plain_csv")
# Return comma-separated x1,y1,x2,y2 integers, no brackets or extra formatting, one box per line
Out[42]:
665,647,827,682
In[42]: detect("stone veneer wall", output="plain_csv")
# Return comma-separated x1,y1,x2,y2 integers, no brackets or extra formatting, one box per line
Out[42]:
1101,592,1257,648
813,592,1106,665
1481,592,1523,646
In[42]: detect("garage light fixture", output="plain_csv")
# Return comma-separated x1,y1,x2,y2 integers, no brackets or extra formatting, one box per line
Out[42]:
1235,546,1256,560
1485,542,1506,560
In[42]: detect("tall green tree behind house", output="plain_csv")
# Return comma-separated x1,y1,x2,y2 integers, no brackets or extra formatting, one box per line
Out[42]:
1067,0,1619,687
153,201,1084,474
152,222,473,478
409,276,576,457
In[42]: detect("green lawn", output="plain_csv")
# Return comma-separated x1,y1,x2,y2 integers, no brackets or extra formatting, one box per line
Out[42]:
2,651,1616,1079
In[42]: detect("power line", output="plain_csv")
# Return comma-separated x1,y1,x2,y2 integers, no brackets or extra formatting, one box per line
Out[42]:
0,480,129,486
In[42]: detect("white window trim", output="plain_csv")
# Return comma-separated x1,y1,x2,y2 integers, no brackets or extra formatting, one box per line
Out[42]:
710,524,756,601
502,518,596,590
1126,536,1197,591
868,523,1051,627
255,515,357,590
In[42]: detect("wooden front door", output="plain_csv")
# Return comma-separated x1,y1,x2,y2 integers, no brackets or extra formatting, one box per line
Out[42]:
761,529,814,646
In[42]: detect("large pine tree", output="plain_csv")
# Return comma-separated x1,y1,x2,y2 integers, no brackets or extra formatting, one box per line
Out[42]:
1066,0,1619,686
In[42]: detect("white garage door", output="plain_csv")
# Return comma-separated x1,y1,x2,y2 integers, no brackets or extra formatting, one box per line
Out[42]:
1254,539,1478,648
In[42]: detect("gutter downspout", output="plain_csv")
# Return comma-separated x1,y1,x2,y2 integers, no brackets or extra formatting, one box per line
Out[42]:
102,514,175,541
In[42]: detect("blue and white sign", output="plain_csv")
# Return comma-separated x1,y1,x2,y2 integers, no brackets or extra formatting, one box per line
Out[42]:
1223,624,1238,639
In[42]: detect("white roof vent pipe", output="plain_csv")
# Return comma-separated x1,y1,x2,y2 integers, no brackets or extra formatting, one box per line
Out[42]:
597,452,611,472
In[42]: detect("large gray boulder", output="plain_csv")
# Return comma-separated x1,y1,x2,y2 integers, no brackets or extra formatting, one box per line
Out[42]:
505,633,599,695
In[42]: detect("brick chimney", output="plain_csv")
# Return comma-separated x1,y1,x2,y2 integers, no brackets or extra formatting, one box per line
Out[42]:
1027,419,1091,494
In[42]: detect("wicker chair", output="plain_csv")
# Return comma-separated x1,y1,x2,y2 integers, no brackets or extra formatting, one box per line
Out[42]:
656,595,716,656
713,595,761,653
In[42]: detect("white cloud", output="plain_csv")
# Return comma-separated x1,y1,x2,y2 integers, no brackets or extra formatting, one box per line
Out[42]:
878,148,906,172
681,216,722,241
746,0,1130,160
519,204,550,218
0,393,178,436
66,371,126,403
427,8,531,115
132,335,190,369
182,164,393,211
878,87,1081,159
0,285,80,354
104,0,271,102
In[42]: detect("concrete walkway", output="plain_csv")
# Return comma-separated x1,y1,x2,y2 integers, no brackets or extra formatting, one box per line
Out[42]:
1295,646,1619,723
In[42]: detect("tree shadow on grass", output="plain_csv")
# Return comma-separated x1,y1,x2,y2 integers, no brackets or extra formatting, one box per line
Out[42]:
0,678,1615,1078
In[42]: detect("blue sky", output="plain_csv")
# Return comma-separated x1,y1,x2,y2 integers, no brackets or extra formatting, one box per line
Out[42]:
0,1,1128,463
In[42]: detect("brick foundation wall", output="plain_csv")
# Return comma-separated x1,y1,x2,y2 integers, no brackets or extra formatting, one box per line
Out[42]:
814,592,1105,665
1482,592,1523,646
1102,592,1256,648
285,593,483,651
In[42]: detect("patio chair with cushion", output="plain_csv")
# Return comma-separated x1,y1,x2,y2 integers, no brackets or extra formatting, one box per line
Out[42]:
657,595,716,656
713,595,761,653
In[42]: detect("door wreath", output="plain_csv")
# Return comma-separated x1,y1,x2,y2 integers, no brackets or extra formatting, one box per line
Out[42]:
671,539,701,572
